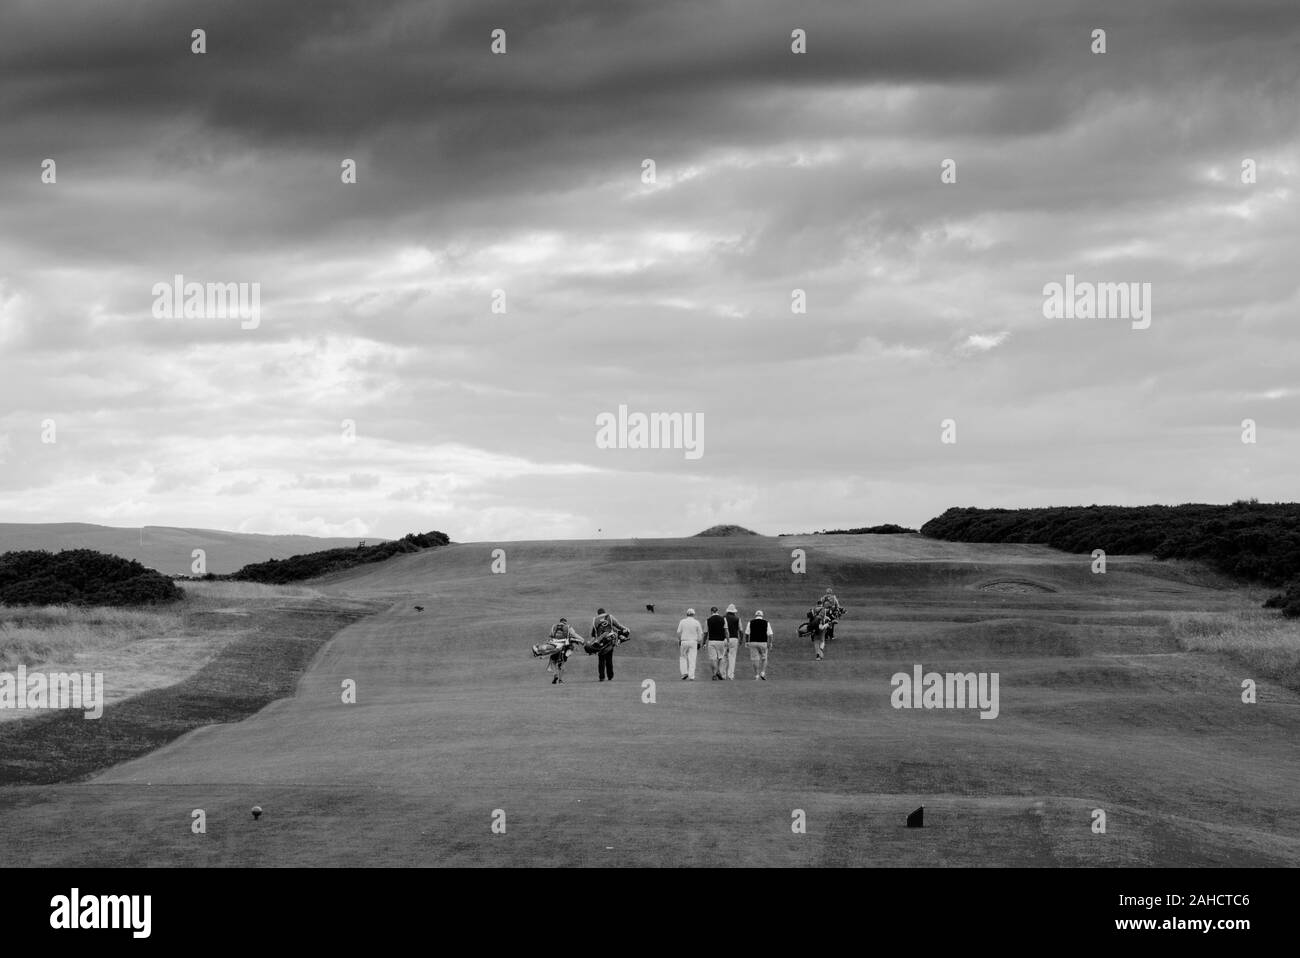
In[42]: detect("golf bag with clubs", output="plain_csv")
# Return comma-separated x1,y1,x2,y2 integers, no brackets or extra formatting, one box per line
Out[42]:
584,628,631,655
532,622,578,658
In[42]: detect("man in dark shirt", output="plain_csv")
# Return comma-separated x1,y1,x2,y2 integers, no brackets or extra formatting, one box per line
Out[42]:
746,611,774,680
723,603,743,680
705,606,728,680
590,607,629,682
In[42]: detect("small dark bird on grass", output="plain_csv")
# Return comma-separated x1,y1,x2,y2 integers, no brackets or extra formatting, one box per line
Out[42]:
414,605,425,612
645,604,655,613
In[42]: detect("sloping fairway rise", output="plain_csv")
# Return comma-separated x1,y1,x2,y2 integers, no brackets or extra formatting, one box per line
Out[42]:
3,534,1297,866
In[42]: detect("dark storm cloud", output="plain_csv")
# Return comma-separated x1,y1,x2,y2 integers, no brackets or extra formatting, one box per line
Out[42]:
6,0,1295,171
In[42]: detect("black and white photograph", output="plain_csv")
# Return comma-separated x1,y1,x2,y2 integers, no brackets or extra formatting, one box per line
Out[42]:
0,0,1296,940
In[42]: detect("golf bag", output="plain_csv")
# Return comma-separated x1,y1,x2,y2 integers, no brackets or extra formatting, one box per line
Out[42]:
826,604,845,639
583,629,631,655
532,622,578,658
798,605,844,639
584,611,630,654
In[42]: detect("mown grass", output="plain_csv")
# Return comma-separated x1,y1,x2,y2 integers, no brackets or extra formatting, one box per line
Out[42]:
1169,606,1300,693
0,605,182,671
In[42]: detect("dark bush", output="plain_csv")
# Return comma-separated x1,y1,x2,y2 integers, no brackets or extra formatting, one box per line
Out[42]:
0,550,183,607
231,530,450,584
919,504,1300,613
815,524,918,535
1264,580,1300,618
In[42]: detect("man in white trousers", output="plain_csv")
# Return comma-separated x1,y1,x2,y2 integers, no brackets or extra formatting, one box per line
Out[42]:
746,610,774,680
723,603,743,680
676,607,703,680
705,606,728,680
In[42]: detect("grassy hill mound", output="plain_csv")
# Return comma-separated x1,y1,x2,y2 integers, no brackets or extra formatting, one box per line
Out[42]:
693,524,759,537
231,531,450,584
0,549,183,607
921,502,1300,615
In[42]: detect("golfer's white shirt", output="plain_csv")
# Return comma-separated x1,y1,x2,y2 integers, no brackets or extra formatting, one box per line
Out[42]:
677,617,704,642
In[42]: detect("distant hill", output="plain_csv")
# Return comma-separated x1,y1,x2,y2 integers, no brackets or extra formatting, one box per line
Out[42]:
0,523,392,576
0,549,182,607
693,525,760,537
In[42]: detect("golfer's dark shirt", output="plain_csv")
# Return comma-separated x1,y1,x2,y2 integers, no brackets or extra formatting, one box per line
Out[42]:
706,614,727,640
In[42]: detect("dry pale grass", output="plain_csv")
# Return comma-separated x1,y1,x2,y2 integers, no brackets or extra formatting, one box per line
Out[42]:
1169,607,1300,692
0,580,321,710
0,605,182,671
178,580,320,600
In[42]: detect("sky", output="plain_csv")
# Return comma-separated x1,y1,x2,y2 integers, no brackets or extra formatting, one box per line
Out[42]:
1,0,1297,542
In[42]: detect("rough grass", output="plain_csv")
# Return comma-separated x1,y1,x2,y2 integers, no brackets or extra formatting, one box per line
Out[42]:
0,603,375,785
0,605,182,670
179,580,322,601
1169,607,1300,693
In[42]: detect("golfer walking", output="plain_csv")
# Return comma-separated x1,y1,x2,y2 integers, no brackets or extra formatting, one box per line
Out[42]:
677,608,704,680
706,606,728,680
723,603,743,680
590,608,628,682
746,610,774,679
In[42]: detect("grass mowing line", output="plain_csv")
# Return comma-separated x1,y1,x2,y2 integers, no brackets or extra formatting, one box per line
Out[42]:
0,604,377,786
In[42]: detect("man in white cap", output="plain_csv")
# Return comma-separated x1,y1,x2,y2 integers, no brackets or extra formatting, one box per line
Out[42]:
676,608,704,680
746,610,774,680
723,603,743,680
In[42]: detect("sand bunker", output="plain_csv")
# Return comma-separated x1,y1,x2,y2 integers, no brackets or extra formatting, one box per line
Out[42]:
978,579,1057,594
